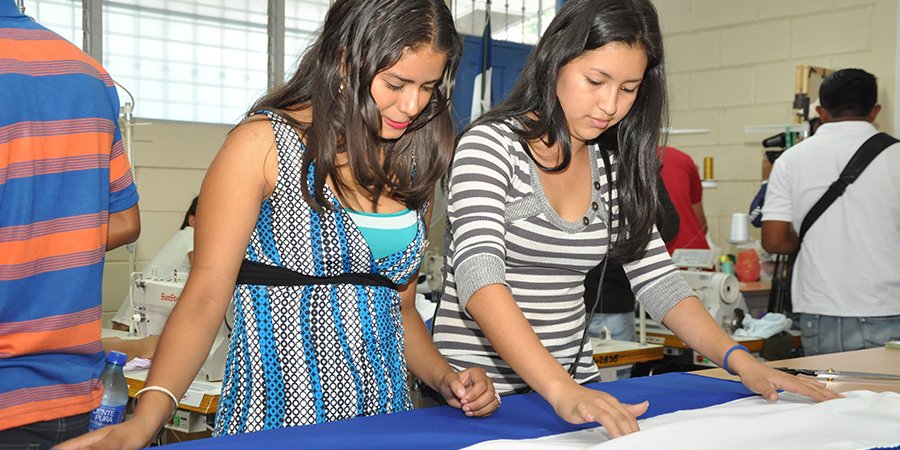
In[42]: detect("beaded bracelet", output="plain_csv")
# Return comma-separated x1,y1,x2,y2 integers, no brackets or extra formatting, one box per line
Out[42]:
134,386,179,414
722,344,750,376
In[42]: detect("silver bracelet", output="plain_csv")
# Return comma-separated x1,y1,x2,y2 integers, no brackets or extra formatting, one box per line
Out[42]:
134,385,179,414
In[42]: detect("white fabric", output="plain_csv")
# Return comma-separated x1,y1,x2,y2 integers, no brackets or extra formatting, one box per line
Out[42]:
734,312,792,339
762,121,900,316
466,391,900,450
123,357,152,372
112,227,194,326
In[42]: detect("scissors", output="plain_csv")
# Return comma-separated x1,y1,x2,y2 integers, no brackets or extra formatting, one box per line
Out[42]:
775,367,900,382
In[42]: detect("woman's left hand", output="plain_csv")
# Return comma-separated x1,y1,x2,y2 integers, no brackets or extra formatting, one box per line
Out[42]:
737,362,842,402
662,299,842,403
437,367,500,417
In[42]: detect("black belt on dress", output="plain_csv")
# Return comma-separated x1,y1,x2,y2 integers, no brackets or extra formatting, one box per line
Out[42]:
235,260,398,290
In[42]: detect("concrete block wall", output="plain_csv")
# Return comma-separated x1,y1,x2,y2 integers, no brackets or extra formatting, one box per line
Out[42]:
653,0,897,251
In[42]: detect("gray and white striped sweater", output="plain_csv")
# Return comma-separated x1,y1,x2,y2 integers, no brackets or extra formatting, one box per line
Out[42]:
433,120,694,394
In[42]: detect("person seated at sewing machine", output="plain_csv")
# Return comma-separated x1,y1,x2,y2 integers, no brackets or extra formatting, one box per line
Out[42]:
103,196,198,360
110,196,197,333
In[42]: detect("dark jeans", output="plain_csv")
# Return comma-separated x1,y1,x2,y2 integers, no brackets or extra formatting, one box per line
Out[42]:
0,413,89,450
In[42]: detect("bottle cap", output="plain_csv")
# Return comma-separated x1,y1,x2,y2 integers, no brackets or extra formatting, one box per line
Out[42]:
106,350,128,366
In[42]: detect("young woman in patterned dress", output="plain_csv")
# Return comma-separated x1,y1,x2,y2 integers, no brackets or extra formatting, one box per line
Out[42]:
432,0,839,440
61,1,496,448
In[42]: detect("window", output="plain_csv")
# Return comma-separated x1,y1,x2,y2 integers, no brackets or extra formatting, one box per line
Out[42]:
284,0,330,77
103,0,269,124
19,0,555,124
23,0,82,48
452,0,555,45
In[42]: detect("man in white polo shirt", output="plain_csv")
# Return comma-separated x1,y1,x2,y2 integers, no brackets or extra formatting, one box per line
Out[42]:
761,68,900,356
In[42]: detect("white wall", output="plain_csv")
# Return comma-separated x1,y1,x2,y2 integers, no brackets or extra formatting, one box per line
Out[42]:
653,0,898,246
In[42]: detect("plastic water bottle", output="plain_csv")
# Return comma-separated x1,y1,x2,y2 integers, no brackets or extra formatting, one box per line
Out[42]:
89,350,129,431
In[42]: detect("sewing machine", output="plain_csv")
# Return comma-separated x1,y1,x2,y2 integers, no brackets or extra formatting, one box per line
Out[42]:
630,250,754,372
129,272,186,337
129,272,230,381
665,249,748,334
678,270,747,334
636,270,748,350
633,270,753,372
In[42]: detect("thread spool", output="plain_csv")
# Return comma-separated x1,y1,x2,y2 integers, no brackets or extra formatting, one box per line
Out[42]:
729,213,750,242
703,156,714,180
719,255,734,274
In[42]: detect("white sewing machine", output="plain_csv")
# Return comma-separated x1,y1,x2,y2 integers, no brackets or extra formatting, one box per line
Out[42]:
129,272,186,337
678,270,748,335
129,272,230,381
669,249,748,334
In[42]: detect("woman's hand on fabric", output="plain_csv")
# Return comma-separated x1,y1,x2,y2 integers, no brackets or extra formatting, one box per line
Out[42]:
438,367,500,417
735,362,842,402
550,384,649,438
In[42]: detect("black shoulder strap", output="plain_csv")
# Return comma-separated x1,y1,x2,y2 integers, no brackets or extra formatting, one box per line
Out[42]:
798,132,898,242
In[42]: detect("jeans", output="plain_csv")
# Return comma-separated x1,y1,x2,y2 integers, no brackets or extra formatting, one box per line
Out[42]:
0,413,89,450
799,313,900,356
588,312,636,379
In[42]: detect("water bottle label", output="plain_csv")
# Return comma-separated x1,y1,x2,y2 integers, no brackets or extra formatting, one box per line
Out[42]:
89,404,126,431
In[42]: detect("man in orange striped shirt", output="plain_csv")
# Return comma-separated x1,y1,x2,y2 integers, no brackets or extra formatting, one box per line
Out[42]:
0,1,140,447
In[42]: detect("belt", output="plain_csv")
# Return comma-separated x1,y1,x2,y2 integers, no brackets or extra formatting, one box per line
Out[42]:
235,260,398,290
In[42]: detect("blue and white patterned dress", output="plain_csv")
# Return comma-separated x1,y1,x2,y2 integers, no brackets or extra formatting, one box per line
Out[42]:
214,111,427,435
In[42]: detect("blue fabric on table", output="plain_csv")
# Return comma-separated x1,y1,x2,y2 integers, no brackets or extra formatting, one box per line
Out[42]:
168,373,755,449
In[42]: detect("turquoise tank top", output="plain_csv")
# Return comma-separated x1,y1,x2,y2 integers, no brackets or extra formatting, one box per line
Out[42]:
344,208,418,260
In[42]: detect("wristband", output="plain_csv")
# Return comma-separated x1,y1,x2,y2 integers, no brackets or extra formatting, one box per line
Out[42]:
722,344,750,376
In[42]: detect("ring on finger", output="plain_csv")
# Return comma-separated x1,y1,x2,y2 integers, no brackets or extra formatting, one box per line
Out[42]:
494,392,502,407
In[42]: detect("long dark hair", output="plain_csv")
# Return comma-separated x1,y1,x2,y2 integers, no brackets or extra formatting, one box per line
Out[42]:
468,0,667,262
180,195,199,230
249,0,462,212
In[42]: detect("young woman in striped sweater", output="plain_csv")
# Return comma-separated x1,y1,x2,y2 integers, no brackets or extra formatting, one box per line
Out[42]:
432,0,839,439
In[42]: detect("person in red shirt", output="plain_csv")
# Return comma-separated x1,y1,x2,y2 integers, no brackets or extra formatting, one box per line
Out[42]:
659,146,709,254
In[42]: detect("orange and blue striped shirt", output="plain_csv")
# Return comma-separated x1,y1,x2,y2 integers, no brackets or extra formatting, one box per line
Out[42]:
0,2,138,430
